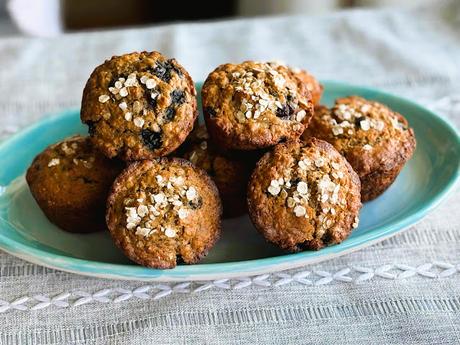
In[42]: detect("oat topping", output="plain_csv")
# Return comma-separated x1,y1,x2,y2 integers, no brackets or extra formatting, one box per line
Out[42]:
133,117,145,128
352,216,360,228
98,95,110,103
146,79,156,89
123,174,201,238
119,102,128,111
164,227,176,238
360,119,371,131
363,144,373,151
325,98,404,140
119,87,128,97
61,142,78,155
56,139,95,168
266,150,347,229
48,158,60,167
390,116,404,130
293,205,307,217
100,67,187,135
296,110,307,122
229,62,302,123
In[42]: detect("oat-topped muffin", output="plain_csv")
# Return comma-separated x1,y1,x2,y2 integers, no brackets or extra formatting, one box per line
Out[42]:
302,96,416,201
292,67,323,106
81,51,197,161
106,158,222,269
248,138,361,251
202,61,314,150
181,125,253,218
26,135,123,233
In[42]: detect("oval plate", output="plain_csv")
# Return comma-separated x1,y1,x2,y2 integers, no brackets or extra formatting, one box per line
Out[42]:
0,81,459,281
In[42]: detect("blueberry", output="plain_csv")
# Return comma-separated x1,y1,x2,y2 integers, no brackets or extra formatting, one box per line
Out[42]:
170,90,185,105
86,121,96,136
168,59,183,76
276,104,294,119
145,90,157,109
204,107,217,118
164,107,176,122
141,129,162,150
152,59,182,82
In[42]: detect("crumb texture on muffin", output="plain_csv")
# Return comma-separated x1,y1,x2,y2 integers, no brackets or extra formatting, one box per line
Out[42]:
291,67,323,106
302,96,416,200
202,61,314,150
81,51,197,161
248,138,361,251
106,158,222,269
180,125,254,218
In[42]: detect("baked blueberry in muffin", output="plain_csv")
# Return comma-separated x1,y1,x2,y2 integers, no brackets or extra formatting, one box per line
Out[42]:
202,61,314,150
106,158,222,269
81,51,198,161
247,138,361,251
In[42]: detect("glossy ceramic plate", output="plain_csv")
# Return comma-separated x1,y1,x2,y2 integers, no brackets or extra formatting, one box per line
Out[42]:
0,81,459,281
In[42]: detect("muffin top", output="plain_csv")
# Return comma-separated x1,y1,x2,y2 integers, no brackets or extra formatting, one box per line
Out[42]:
292,67,323,106
303,96,416,177
202,61,314,150
248,138,361,251
81,51,197,161
26,135,123,207
106,158,222,269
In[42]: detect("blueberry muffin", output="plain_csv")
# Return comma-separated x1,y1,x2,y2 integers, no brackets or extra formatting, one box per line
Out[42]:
202,61,314,150
247,138,361,251
81,51,198,161
292,67,323,106
181,125,253,218
106,158,222,269
26,135,123,233
302,96,416,201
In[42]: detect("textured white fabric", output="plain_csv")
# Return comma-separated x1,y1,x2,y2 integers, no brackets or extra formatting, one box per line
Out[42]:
0,1,459,344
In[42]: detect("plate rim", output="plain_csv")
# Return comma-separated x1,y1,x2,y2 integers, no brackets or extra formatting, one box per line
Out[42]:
0,80,459,281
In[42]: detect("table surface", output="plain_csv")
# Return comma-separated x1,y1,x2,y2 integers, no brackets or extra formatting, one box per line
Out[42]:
0,1,459,344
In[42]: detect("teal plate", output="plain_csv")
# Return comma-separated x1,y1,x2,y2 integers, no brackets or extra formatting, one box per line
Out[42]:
0,81,459,281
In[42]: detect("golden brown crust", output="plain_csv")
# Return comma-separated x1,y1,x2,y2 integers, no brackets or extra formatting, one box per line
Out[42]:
292,68,323,106
202,61,314,150
302,96,416,201
106,158,222,269
180,125,254,218
247,138,361,251
26,135,124,233
81,51,198,161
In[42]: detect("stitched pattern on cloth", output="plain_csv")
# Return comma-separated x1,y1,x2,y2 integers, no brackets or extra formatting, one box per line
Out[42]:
0,262,458,313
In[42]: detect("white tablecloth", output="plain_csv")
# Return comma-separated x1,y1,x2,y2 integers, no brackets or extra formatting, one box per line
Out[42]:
0,1,459,344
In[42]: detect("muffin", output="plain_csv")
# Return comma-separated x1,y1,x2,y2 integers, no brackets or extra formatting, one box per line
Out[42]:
81,51,198,161
292,67,323,106
247,138,361,251
26,135,123,233
202,60,314,150
180,125,253,218
106,158,222,269
302,96,416,201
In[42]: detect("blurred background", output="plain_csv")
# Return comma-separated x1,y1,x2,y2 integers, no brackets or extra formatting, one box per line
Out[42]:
0,0,438,38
